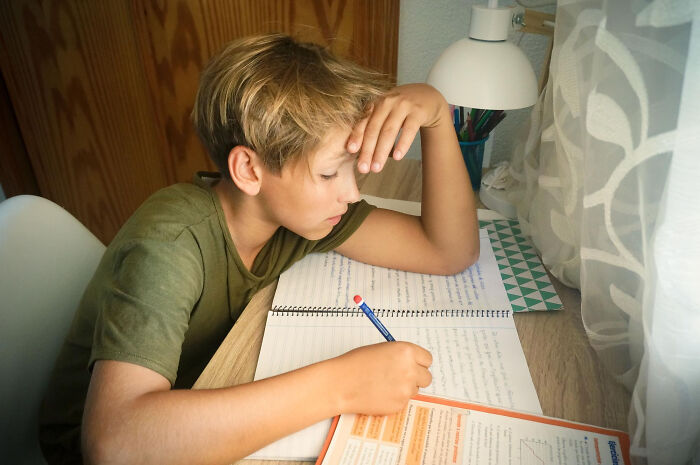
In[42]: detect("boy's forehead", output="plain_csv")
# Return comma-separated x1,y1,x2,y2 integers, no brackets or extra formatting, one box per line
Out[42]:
312,148,355,167
311,126,354,161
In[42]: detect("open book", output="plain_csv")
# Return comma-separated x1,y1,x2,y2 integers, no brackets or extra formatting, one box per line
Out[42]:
317,395,631,465
249,229,541,460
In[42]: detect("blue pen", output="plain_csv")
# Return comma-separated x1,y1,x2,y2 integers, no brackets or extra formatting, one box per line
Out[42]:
353,295,395,342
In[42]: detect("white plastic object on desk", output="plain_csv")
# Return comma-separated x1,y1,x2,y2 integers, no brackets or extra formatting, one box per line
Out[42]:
479,163,517,219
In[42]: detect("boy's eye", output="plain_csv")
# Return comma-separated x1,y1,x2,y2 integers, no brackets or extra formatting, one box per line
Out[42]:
320,173,338,180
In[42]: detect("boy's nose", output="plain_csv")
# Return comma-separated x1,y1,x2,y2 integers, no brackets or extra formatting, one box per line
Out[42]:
340,173,361,203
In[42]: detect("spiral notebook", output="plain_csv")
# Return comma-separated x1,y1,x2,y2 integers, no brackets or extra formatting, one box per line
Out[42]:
249,229,541,461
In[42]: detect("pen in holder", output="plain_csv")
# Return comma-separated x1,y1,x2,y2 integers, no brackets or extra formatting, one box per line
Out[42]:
459,137,488,190
451,105,506,190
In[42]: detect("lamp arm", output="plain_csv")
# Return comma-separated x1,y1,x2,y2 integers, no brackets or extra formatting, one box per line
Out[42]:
516,8,555,37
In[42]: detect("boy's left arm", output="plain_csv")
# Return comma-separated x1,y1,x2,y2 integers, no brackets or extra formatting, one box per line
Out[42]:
335,84,479,275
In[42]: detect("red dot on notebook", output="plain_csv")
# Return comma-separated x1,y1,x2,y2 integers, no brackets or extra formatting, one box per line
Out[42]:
353,295,362,304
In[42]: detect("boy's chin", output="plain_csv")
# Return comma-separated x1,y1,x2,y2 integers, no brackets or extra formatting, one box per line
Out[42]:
293,224,334,241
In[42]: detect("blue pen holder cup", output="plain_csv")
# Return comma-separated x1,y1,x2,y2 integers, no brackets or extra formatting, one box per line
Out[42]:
459,137,488,190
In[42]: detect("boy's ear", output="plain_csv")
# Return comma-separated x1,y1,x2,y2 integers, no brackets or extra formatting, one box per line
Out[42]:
226,146,264,196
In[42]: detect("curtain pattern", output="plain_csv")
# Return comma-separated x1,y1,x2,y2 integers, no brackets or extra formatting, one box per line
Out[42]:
508,0,700,463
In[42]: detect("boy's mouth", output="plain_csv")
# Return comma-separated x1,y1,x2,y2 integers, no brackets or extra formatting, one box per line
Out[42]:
327,211,346,225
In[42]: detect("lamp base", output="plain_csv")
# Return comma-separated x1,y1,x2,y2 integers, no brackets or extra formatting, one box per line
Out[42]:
479,182,517,219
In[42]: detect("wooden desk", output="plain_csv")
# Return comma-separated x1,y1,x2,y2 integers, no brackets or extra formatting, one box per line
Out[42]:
193,158,630,464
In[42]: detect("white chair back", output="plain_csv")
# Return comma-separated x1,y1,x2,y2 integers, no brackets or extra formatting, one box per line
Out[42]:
0,195,105,464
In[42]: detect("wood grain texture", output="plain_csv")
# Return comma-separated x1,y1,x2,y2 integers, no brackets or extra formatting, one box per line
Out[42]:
0,69,39,197
0,1,169,242
0,0,399,242
194,159,631,465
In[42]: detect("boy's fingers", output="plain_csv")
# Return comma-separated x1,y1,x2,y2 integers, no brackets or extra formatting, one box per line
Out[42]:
369,116,403,172
358,101,392,173
417,367,433,388
347,115,369,154
414,346,433,368
392,117,420,161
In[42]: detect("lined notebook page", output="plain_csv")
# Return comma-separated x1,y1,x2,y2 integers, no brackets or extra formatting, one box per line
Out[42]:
251,314,540,460
272,229,510,312
250,232,540,460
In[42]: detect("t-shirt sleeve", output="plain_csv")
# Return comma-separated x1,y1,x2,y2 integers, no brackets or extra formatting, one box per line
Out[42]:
89,232,204,385
310,199,376,253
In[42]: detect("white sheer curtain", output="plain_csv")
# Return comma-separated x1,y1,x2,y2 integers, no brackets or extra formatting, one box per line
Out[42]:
507,0,700,464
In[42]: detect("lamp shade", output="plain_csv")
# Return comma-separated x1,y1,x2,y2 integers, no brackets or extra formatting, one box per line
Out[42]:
427,37,538,110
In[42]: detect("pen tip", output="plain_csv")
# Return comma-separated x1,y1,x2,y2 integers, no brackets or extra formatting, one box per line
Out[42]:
353,295,362,304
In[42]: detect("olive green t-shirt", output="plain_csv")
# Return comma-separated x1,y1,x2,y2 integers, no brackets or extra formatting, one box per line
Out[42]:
39,172,374,463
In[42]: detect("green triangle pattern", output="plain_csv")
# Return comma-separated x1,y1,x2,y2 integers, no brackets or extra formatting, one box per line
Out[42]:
497,231,511,241
503,248,520,257
480,217,562,312
531,270,547,280
520,286,538,297
511,266,528,276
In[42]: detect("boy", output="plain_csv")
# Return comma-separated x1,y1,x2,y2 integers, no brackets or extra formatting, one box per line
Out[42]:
39,33,479,464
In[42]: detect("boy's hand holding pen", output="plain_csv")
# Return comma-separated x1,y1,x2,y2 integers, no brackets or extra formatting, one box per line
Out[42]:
326,295,432,415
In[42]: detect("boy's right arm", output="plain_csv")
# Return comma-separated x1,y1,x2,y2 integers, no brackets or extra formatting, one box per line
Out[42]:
82,341,432,465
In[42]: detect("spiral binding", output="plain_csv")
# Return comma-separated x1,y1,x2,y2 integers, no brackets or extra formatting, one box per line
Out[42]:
271,306,511,318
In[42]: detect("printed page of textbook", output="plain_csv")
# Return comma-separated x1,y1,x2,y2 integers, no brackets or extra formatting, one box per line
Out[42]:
319,396,630,465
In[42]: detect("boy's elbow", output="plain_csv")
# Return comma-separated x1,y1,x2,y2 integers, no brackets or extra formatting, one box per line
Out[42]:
82,434,106,465
446,250,479,275
82,423,126,465
436,242,480,276
83,432,110,465
461,247,480,272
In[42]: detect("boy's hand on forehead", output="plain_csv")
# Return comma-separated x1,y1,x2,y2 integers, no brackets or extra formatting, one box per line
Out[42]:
348,84,448,174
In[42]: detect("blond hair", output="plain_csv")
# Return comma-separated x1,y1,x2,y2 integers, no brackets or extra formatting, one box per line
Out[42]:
192,33,388,176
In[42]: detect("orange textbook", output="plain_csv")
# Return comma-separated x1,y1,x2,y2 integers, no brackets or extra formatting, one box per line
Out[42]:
316,395,630,465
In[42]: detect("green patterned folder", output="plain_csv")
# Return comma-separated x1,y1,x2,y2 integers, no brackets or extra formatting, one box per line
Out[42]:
478,218,562,312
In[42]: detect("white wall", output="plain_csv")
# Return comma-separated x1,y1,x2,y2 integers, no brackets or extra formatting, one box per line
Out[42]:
397,0,555,165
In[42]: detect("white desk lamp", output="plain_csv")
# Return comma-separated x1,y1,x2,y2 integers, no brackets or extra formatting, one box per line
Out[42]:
426,0,540,217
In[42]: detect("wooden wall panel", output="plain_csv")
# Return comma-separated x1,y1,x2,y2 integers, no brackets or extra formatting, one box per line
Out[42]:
0,69,39,197
0,0,399,243
351,0,400,79
0,1,169,242
131,1,214,185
